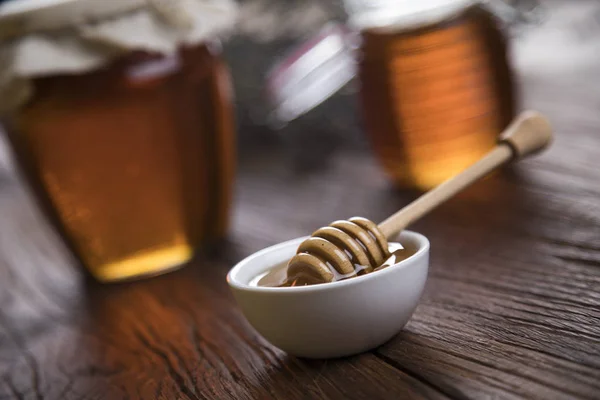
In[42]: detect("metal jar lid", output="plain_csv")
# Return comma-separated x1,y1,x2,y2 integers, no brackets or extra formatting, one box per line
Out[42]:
344,0,475,31
264,23,358,125
344,0,543,33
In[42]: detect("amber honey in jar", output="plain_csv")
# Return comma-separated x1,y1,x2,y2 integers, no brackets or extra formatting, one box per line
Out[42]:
0,0,237,282
346,0,517,190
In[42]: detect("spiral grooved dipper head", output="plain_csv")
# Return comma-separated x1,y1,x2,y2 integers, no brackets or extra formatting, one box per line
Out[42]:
286,217,390,284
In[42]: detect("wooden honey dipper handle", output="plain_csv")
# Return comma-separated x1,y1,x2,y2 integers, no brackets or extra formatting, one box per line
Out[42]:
378,111,553,238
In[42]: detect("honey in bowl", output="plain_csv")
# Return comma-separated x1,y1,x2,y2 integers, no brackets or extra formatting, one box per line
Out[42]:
250,242,417,287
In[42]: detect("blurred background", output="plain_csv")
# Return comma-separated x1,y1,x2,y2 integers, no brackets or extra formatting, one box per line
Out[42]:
0,0,598,282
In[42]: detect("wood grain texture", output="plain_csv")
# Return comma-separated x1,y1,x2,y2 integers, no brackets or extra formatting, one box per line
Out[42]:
1,1,600,399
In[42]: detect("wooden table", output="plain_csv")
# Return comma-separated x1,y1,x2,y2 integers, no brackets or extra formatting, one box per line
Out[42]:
1,2,599,399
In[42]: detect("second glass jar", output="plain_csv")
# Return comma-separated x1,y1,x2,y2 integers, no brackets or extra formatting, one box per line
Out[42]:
354,1,516,190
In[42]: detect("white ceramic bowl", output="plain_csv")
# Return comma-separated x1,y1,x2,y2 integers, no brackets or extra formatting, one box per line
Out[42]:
227,230,430,359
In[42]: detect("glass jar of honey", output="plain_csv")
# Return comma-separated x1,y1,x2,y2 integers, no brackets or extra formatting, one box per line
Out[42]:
347,0,520,190
0,0,237,282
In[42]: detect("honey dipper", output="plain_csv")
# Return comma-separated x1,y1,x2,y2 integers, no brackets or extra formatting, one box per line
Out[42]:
286,111,553,284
